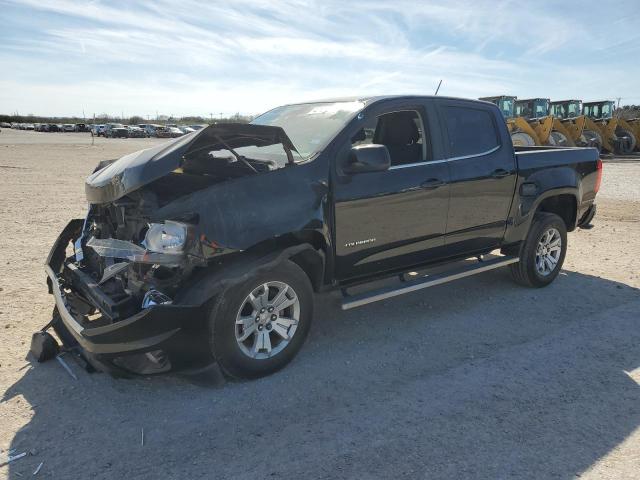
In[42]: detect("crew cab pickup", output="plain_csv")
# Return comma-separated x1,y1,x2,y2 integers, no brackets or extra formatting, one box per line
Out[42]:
42,95,601,379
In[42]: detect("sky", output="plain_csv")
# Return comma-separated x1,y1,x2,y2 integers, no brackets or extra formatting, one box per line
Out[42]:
1,0,639,118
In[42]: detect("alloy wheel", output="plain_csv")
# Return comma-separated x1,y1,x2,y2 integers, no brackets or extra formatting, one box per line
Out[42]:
235,281,300,360
535,227,562,276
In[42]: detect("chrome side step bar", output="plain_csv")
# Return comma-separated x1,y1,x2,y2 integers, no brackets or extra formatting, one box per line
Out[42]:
341,255,519,310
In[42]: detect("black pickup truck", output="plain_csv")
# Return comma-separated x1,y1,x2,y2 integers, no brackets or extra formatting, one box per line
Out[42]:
42,95,601,379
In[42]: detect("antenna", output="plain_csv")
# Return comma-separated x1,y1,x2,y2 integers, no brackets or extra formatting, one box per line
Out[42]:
434,79,443,96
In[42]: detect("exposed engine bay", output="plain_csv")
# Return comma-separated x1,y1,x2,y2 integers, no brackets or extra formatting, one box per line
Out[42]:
76,123,298,319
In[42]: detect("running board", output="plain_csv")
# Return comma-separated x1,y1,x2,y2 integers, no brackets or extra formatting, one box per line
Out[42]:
341,255,519,310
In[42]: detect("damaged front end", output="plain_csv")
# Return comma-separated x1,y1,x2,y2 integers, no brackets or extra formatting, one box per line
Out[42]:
44,123,308,376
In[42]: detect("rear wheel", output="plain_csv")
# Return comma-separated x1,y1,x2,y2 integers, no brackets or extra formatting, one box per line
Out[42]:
510,212,567,288
208,260,313,379
548,130,569,147
511,132,536,147
581,129,603,152
615,127,637,155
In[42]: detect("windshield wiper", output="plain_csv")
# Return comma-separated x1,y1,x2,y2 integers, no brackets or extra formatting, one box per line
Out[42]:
213,134,258,173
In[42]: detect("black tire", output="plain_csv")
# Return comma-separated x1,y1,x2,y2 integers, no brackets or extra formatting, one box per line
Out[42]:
208,260,313,379
615,127,637,155
510,212,567,288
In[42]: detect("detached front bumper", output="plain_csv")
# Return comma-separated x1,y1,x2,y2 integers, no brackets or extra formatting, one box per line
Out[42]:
45,220,212,375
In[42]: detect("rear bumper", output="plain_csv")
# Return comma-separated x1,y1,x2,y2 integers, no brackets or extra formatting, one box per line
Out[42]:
45,220,212,375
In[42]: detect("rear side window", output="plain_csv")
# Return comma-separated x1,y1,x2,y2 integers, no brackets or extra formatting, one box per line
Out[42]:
444,106,499,158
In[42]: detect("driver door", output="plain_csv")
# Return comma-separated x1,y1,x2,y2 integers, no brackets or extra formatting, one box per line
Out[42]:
332,101,450,281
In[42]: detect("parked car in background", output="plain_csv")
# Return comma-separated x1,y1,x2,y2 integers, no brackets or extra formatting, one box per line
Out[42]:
155,126,183,138
142,124,162,137
63,124,75,132
0,122,11,128
24,124,35,130
38,124,50,132
190,124,207,130
56,124,64,132
47,124,61,132
179,126,195,134
127,125,146,138
104,123,129,138
75,123,90,132
91,124,105,136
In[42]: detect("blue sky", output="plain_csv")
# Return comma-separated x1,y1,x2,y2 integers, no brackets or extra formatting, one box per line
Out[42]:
1,0,639,117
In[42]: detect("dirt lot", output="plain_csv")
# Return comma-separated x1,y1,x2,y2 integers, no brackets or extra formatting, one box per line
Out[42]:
1,129,639,479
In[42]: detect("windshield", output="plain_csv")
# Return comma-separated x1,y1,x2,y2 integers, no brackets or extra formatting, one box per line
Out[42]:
236,101,365,162
568,101,582,117
584,102,613,119
534,99,549,118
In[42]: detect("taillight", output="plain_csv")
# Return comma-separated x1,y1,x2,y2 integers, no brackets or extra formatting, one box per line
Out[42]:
594,158,603,194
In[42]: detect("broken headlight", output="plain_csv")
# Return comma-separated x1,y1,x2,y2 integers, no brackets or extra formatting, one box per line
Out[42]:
144,221,189,254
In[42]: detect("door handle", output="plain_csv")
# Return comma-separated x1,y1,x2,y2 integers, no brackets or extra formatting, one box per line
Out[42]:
491,168,510,178
420,178,446,189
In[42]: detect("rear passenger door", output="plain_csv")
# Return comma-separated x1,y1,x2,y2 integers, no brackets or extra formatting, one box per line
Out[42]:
437,100,517,255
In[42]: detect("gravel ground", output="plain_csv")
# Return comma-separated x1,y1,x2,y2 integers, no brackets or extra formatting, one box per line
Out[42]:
1,130,639,479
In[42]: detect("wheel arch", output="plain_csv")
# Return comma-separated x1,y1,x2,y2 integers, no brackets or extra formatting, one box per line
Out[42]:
176,240,326,307
535,192,578,232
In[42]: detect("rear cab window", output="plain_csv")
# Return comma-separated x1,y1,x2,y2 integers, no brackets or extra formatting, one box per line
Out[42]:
442,105,500,158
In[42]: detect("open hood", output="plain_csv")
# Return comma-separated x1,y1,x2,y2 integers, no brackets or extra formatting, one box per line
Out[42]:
85,123,297,204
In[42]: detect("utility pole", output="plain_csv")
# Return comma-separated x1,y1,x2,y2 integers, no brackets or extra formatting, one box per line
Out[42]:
615,97,622,118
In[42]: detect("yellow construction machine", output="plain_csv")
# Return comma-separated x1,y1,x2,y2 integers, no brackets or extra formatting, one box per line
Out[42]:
549,99,603,151
582,100,637,154
627,118,640,148
514,98,576,147
479,95,542,146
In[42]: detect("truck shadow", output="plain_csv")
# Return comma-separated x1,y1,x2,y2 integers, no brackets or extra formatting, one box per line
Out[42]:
3,268,640,479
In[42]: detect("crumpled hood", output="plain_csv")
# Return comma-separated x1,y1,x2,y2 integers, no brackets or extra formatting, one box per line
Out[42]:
85,123,296,204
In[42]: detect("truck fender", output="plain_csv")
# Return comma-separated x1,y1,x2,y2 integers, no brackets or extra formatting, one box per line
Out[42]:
175,243,324,307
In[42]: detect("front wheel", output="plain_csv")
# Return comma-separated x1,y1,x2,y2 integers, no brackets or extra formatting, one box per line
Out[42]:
208,260,313,379
510,212,567,287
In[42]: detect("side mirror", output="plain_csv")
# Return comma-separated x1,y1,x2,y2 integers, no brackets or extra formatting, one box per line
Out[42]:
344,144,391,174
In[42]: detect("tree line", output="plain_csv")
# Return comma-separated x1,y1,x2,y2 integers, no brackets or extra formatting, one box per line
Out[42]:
0,112,254,124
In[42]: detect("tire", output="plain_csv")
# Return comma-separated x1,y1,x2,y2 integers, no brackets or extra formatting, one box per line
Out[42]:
510,212,567,288
511,132,536,147
548,130,569,147
614,127,637,155
208,260,313,379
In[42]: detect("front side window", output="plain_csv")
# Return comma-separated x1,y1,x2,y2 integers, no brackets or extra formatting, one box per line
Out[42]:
515,102,531,118
444,106,499,158
551,104,566,118
350,110,426,167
